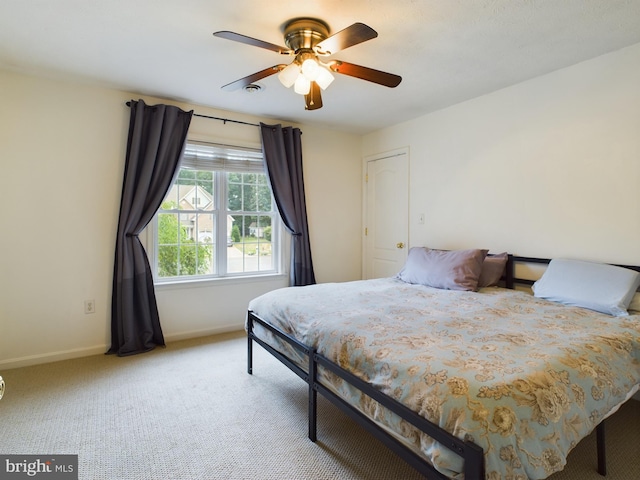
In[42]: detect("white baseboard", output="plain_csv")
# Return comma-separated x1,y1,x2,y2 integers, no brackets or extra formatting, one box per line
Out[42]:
164,324,243,343
0,344,109,370
0,324,244,370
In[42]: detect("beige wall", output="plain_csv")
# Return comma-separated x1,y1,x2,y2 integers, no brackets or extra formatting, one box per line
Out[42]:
0,71,362,368
4,41,639,368
362,42,640,265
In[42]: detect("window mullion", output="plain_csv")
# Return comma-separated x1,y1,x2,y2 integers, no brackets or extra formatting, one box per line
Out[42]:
216,171,228,275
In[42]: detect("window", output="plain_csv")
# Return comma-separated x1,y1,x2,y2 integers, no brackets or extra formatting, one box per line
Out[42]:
152,142,281,282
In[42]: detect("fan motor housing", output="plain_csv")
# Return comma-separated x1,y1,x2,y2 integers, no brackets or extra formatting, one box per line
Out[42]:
283,18,329,51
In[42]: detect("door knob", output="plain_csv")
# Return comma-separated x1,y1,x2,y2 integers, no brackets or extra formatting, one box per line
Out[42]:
396,242,405,249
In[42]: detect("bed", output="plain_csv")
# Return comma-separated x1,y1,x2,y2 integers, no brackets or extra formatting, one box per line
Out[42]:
246,251,640,479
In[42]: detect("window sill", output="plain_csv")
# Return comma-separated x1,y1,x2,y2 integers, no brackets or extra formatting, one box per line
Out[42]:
154,273,288,291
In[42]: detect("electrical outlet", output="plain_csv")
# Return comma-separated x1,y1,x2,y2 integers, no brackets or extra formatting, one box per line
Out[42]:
84,299,95,314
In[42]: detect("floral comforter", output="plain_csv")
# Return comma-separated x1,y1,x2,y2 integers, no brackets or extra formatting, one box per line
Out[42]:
248,278,640,479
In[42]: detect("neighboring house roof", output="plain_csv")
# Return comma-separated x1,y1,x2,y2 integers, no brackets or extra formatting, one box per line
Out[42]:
164,185,213,210
163,185,236,239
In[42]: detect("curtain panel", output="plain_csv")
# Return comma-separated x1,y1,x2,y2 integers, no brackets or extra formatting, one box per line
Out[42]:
260,123,316,286
108,100,193,356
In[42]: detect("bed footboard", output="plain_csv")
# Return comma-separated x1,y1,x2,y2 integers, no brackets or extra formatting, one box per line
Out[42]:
247,310,318,440
246,310,485,480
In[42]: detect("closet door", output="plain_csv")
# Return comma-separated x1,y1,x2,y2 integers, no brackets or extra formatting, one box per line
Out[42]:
363,148,409,279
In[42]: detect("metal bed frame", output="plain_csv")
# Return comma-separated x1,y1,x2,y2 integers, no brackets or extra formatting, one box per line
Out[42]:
246,255,635,478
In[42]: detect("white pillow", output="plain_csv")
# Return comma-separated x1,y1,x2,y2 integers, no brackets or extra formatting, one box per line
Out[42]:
532,258,640,317
628,292,640,313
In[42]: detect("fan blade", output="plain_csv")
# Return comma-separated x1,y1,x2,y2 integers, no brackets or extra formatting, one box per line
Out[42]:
221,65,287,91
315,23,377,56
328,61,402,88
304,82,323,110
213,31,292,55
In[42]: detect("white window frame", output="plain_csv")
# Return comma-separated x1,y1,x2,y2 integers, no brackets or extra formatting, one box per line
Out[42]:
150,141,283,284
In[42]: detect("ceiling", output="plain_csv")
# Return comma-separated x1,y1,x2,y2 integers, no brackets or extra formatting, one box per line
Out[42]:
1,0,640,135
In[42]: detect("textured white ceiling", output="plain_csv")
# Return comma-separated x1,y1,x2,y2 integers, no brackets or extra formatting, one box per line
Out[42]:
1,0,639,134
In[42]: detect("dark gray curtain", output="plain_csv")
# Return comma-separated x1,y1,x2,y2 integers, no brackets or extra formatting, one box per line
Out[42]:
260,123,316,286
108,100,193,356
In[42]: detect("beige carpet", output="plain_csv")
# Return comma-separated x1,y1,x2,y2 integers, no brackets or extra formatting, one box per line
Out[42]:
1,331,638,480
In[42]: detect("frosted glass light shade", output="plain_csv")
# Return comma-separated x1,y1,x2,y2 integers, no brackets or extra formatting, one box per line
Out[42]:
315,67,335,90
294,75,311,95
278,63,300,88
301,58,320,81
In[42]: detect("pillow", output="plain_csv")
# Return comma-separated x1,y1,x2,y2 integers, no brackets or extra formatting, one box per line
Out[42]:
532,258,640,316
628,292,640,313
477,252,509,288
397,247,488,291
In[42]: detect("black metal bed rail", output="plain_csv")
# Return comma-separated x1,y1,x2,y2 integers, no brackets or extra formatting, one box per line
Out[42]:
313,378,451,480
248,310,322,442
510,255,640,284
313,352,484,480
508,255,550,287
247,311,310,382
511,256,551,265
247,309,485,479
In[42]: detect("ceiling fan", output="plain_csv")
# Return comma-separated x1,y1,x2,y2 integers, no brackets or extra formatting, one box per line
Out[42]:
213,18,402,110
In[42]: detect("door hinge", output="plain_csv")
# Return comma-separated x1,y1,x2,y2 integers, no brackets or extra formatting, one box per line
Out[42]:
365,174,368,183
365,227,368,236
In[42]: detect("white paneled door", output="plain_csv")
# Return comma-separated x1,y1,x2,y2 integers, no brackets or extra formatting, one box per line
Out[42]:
363,148,409,279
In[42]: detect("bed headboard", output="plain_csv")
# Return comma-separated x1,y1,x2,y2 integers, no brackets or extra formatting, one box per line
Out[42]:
505,255,640,290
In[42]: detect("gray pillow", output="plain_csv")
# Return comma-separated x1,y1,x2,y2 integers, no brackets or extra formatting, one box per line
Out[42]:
478,252,509,288
397,248,489,291
532,258,640,316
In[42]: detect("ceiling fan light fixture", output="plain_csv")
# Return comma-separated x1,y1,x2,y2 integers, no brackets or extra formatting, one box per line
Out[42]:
278,62,300,88
214,18,402,110
294,75,311,95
